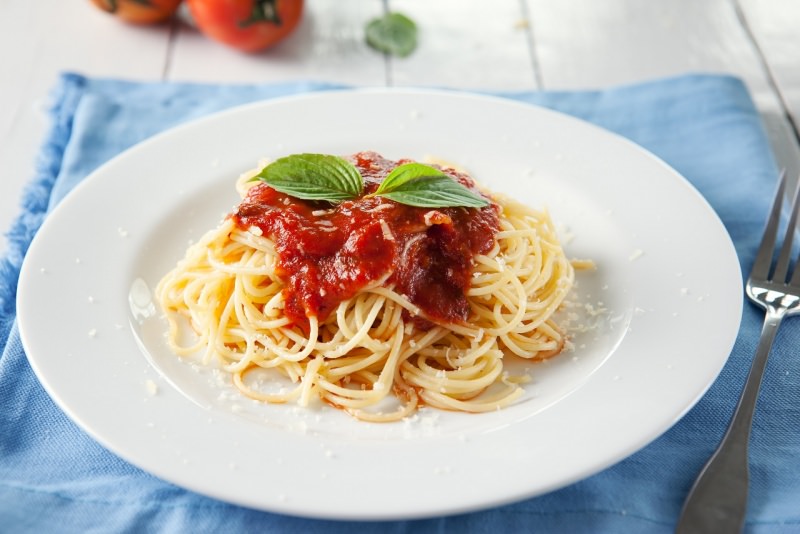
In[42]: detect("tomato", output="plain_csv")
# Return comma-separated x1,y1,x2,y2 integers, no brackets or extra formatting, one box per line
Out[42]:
187,0,304,52
89,0,183,24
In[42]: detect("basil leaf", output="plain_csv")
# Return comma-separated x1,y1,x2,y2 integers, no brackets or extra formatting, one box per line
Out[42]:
252,152,487,209
365,12,418,58
254,153,363,201
374,162,446,195
377,175,489,208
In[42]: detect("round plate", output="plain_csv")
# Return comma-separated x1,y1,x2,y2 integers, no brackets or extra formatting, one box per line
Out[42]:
17,89,742,520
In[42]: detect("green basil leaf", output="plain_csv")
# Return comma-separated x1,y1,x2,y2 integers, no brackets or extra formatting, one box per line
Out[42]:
254,153,363,201
365,12,418,58
377,175,489,208
374,162,446,195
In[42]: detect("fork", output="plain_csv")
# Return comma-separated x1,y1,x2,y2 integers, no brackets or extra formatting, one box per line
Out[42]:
676,169,799,533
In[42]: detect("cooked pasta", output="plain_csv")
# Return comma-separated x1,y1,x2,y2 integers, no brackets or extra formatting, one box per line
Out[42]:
156,152,574,422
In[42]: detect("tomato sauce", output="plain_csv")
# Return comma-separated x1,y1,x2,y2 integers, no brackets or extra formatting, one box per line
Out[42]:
232,151,499,331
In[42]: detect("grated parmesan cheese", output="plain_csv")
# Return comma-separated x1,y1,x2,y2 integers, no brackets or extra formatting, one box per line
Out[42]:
378,219,395,241
145,379,158,396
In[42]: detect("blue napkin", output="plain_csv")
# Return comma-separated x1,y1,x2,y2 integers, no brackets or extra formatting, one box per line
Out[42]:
1,73,797,533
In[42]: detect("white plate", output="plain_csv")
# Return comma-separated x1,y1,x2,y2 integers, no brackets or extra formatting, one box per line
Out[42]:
17,89,742,520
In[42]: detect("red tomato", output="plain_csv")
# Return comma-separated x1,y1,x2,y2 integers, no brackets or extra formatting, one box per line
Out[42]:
187,0,304,52
90,0,182,24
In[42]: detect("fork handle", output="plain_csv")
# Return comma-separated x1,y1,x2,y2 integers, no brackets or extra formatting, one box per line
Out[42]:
675,308,784,533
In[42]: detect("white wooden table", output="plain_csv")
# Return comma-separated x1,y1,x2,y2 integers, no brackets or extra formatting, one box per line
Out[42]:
1,0,799,252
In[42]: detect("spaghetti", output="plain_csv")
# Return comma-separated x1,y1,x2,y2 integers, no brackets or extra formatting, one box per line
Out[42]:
156,152,575,422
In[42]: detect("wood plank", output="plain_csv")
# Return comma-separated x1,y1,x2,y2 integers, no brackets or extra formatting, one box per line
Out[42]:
167,0,386,85
0,0,171,246
527,0,770,97
738,0,800,137
387,0,537,90
526,0,800,180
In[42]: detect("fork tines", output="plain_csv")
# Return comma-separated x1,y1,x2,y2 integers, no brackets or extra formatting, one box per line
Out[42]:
751,169,800,287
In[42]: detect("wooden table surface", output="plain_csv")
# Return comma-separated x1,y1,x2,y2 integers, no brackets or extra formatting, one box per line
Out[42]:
1,0,799,250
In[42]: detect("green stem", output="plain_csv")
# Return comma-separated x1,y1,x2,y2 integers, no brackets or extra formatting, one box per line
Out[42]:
101,0,156,12
240,0,282,28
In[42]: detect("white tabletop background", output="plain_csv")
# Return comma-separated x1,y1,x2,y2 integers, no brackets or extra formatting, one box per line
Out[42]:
1,0,799,253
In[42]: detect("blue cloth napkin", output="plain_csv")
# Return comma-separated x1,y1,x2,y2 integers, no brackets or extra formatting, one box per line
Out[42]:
1,73,797,533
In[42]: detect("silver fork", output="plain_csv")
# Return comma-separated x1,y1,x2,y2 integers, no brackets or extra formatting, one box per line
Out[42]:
676,169,800,533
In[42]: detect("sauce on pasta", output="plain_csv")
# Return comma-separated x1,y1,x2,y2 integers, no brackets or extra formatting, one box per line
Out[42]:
232,151,499,331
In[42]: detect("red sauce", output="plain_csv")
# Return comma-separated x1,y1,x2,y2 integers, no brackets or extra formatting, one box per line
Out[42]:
231,151,499,331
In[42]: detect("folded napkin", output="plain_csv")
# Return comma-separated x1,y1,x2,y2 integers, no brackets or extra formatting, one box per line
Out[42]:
1,73,797,533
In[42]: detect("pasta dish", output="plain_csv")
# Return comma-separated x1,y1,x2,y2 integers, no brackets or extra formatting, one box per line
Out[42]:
156,151,575,422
